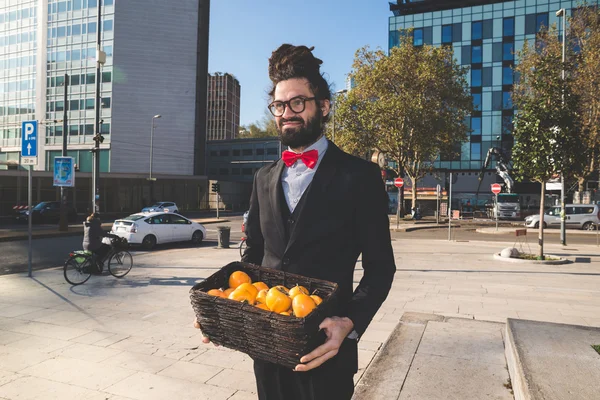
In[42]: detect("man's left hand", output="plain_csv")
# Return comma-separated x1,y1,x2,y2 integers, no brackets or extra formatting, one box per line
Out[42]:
294,316,354,372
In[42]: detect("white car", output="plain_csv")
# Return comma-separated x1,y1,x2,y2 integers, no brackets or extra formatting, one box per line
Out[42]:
111,212,206,249
141,202,179,214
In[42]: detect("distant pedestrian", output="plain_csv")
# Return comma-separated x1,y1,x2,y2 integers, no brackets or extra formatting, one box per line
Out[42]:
195,44,396,399
82,213,110,265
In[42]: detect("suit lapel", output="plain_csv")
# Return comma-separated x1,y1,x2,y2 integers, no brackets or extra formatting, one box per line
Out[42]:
285,142,340,253
268,159,287,248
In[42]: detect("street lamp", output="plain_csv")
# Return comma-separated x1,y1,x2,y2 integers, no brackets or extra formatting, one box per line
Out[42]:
332,89,348,144
556,8,567,246
149,114,161,203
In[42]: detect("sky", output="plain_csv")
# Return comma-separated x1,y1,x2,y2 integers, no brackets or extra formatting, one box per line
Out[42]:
208,1,392,127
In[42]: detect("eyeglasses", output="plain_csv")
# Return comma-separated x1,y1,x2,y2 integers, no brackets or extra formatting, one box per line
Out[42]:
267,96,317,117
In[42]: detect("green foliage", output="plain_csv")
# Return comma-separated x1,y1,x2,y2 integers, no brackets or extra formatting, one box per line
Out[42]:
334,32,472,207
239,110,279,139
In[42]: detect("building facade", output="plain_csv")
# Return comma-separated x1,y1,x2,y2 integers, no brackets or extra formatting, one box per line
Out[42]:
0,0,211,214
388,0,581,196
206,72,240,141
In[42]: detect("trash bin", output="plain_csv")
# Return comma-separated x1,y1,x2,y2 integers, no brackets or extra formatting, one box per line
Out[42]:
217,226,231,249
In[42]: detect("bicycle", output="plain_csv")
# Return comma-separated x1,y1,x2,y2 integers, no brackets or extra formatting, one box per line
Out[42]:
64,236,133,285
238,236,247,259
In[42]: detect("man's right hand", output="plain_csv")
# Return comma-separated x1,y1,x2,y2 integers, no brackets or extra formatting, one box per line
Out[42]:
193,317,214,345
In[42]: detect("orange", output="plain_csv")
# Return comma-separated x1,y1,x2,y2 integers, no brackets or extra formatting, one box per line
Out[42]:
310,295,323,305
292,294,317,318
279,311,291,316
229,271,251,289
237,282,258,298
288,285,309,299
256,303,270,311
253,282,269,292
223,288,234,297
207,289,225,298
273,285,290,294
228,287,256,305
256,289,268,304
266,287,292,313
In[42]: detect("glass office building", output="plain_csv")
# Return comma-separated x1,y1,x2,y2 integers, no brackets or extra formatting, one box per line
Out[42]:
389,0,584,190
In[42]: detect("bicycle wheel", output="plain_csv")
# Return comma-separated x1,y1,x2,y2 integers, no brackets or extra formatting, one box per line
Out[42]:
108,250,133,278
64,257,92,285
238,239,247,259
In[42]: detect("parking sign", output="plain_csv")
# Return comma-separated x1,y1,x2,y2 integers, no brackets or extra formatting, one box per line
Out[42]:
21,121,38,157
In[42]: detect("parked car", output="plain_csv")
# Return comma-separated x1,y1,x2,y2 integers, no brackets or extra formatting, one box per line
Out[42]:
524,204,600,230
141,202,178,214
16,201,77,224
110,211,205,249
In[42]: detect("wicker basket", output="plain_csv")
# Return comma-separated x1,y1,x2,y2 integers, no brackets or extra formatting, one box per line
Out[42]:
189,261,339,369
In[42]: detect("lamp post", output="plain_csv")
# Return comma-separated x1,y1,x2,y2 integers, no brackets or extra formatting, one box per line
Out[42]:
556,8,567,246
149,114,161,203
332,89,348,144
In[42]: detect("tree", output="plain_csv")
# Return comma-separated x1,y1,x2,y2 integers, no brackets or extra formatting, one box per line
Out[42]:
511,27,585,259
238,111,279,139
334,33,473,211
570,4,600,192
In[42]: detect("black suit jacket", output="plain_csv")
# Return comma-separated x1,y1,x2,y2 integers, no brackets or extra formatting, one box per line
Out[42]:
242,141,396,371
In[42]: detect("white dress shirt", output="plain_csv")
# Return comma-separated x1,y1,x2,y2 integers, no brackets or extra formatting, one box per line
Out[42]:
281,135,328,212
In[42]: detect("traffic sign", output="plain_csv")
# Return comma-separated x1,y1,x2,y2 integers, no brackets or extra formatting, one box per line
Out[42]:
491,183,502,195
53,157,75,187
394,178,404,188
21,121,38,157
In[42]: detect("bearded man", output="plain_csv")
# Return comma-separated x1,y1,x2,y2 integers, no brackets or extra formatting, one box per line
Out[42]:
200,44,396,400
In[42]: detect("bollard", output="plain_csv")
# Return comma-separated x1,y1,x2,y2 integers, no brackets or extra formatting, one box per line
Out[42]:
217,226,231,248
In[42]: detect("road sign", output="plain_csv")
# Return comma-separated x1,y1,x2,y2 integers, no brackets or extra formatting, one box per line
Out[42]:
53,157,75,187
394,178,404,188
21,120,38,157
491,183,502,195
22,157,37,166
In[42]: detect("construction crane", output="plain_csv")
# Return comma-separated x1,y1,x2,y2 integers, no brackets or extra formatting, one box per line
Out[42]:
477,146,514,194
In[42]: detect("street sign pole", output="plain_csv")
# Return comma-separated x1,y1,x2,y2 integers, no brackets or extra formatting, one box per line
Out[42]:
448,172,452,241
28,165,32,277
436,184,441,224
394,178,404,229
496,193,499,232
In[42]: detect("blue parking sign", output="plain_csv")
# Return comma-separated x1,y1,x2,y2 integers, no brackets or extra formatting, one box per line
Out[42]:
21,121,38,157
53,157,75,187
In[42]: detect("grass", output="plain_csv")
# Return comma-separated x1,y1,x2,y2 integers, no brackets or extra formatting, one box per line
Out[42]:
592,345,600,355
515,254,560,261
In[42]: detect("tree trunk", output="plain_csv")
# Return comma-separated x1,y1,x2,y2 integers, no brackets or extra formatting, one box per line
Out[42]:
578,177,585,193
412,180,417,210
538,183,545,260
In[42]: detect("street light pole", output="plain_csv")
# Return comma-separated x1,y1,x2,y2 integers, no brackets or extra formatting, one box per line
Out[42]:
557,8,567,246
149,114,161,204
332,89,347,144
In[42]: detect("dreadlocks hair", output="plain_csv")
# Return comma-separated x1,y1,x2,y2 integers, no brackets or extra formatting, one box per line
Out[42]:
268,44,332,115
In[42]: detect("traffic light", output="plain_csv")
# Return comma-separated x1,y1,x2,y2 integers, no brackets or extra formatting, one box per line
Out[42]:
211,182,220,193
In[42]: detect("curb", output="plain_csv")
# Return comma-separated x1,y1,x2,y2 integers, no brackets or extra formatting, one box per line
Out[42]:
492,253,570,265
391,224,459,232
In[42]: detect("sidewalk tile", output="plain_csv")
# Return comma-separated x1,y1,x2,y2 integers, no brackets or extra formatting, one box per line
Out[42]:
206,369,257,393
0,346,54,372
190,348,253,371
158,360,222,383
228,390,258,400
21,356,137,391
0,375,114,400
0,329,30,345
99,350,177,374
7,320,91,340
105,371,235,400
0,305,45,318
9,335,71,353
50,342,124,363
0,369,20,386
70,330,128,346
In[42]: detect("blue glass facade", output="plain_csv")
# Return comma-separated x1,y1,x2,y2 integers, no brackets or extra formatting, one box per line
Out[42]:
389,0,577,172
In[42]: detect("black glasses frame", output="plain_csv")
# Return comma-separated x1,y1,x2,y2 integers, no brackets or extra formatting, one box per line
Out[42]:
267,96,317,117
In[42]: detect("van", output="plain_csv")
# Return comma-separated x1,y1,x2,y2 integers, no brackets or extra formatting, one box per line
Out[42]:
524,204,600,230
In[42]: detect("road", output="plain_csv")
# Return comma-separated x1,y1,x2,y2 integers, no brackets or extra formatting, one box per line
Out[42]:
1,215,598,276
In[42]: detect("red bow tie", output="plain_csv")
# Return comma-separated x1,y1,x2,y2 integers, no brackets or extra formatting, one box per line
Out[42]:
282,149,319,169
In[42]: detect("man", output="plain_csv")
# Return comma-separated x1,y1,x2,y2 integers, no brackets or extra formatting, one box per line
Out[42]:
198,44,396,399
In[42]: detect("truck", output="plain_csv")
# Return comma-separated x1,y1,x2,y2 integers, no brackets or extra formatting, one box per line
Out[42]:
478,145,522,220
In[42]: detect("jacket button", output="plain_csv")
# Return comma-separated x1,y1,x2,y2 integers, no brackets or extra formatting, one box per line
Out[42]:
288,218,295,224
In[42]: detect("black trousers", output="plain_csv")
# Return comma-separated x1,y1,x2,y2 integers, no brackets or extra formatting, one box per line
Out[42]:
254,360,355,400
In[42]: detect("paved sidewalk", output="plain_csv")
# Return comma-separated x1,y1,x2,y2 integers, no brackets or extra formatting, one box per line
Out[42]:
0,238,599,399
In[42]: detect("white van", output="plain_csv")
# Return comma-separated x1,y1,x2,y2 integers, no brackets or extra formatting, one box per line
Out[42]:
524,204,600,230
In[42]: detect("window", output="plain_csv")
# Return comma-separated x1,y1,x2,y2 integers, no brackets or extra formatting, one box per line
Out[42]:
502,115,513,134
71,74,80,85
101,123,110,134
219,149,229,156
57,26,66,37
70,100,79,110
88,22,97,34
103,20,113,31
57,1,67,12
503,17,514,37
472,21,483,40
473,93,482,111
84,124,94,135
267,147,278,155
471,69,482,87
442,25,452,44
85,99,94,110
413,28,423,46
55,101,64,112
232,149,240,156
471,117,482,135
73,0,82,10
502,92,513,109
472,46,482,63
72,24,81,36
242,149,253,156
482,19,493,39
101,97,111,108
471,143,482,160
71,49,81,61
482,67,492,87
171,215,188,224
536,13,549,32
86,73,95,84
101,72,111,83
452,23,462,42
69,125,78,135
503,43,514,61
502,67,513,85
256,148,264,155
423,26,433,45
210,150,218,156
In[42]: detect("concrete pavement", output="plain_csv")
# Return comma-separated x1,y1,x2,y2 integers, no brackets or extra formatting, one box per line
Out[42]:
0,238,599,399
